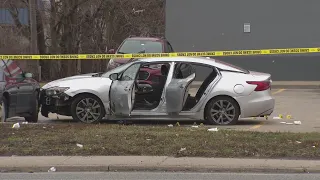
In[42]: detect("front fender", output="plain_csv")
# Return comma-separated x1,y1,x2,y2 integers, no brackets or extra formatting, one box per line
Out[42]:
65,88,109,104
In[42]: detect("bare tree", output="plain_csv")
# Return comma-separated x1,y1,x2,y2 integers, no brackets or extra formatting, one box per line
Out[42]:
1,0,165,81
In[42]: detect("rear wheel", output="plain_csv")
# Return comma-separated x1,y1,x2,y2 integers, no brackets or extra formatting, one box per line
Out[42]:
24,97,39,123
1,97,8,122
71,94,105,123
205,96,240,125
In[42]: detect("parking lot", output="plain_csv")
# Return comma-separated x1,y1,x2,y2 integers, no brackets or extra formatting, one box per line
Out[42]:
3,88,320,133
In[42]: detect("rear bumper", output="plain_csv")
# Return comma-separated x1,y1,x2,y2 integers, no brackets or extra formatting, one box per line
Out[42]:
236,91,275,118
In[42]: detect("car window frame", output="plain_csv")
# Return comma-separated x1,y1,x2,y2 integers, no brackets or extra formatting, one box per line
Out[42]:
167,41,174,52
172,62,195,79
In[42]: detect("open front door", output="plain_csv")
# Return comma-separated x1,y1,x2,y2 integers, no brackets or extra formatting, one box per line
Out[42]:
165,63,196,113
109,63,141,116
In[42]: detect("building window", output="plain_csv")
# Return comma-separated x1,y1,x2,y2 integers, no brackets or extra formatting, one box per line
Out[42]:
0,8,29,25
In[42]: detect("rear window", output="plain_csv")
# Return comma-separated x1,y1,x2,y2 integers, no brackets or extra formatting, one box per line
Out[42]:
215,60,249,74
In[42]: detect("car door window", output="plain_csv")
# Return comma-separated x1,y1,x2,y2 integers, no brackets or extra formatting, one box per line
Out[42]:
174,63,194,79
120,63,141,81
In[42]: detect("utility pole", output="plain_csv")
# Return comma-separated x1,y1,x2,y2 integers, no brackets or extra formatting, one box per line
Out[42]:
28,0,40,81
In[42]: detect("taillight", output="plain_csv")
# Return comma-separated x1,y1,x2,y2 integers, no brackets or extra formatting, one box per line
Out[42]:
246,81,270,91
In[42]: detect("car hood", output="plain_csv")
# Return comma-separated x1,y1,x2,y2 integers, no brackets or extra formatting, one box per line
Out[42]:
42,72,105,89
112,57,138,64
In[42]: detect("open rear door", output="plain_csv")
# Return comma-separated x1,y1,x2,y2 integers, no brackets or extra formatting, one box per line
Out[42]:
109,63,141,116
165,63,196,113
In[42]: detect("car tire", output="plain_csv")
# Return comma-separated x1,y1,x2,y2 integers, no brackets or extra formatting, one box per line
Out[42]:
1,97,8,122
205,96,240,125
71,94,105,124
24,96,39,123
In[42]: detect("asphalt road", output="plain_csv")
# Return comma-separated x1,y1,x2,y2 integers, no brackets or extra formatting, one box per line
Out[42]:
0,172,319,180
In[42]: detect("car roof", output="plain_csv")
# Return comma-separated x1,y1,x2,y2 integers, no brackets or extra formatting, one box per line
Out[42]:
137,57,247,73
126,37,163,41
139,57,216,65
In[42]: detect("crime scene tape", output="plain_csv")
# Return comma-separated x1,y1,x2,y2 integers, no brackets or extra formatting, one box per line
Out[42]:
0,47,320,60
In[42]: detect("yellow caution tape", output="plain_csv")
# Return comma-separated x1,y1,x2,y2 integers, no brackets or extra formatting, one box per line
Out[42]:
1,47,319,60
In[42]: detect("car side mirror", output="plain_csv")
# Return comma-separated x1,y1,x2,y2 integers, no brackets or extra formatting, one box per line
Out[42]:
108,49,115,54
24,72,33,78
109,73,118,81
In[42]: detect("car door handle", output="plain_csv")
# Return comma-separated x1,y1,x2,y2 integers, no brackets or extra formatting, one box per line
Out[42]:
179,84,184,89
124,87,129,91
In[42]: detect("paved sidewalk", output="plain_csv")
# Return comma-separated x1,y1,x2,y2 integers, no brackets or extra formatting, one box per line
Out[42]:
0,156,319,173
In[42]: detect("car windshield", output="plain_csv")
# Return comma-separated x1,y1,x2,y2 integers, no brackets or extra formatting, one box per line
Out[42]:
117,39,163,54
101,61,136,78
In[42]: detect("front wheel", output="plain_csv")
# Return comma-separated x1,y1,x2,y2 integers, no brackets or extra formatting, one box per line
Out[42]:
205,96,240,125
71,94,105,123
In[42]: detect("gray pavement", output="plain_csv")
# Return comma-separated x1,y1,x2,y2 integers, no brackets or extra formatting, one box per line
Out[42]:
1,172,320,180
0,156,320,173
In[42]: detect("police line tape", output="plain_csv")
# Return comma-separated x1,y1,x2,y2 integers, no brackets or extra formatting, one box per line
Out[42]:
0,47,319,60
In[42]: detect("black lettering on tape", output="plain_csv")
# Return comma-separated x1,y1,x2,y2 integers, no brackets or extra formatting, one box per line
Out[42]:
223,52,232,55
23,56,32,59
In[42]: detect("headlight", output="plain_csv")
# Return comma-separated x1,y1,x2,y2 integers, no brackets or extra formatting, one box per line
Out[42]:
45,86,69,96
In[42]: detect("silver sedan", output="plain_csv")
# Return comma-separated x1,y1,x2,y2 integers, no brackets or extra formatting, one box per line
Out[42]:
40,57,275,125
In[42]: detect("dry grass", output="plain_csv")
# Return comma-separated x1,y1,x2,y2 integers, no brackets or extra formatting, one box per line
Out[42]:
0,123,319,159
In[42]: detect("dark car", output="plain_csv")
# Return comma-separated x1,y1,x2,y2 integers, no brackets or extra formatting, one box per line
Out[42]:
106,36,175,70
0,59,40,123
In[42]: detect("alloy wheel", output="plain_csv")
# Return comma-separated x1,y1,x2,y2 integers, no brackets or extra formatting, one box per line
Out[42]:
75,98,102,123
210,100,236,125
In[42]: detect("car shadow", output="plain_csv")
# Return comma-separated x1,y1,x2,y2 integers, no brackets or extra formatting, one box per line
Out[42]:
38,118,264,126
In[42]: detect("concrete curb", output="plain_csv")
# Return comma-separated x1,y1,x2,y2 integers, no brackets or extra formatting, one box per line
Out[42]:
0,165,318,173
271,85,320,89
0,156,319,173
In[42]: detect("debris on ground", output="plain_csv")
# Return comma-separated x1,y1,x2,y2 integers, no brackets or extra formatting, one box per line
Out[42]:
280,122,287,124
21,122,28,124
296,141,302,144
168,124,173,128
273,117,282,120
146,139,151,141
294,121,302,125
76,143,83,148
179,147,186,152
48,167,56,172
191,125,199,128
286,123,294,125
12,123,20,129
208,127,218,132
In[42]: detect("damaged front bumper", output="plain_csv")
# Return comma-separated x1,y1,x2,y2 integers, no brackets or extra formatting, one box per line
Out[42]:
39,90,72,117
